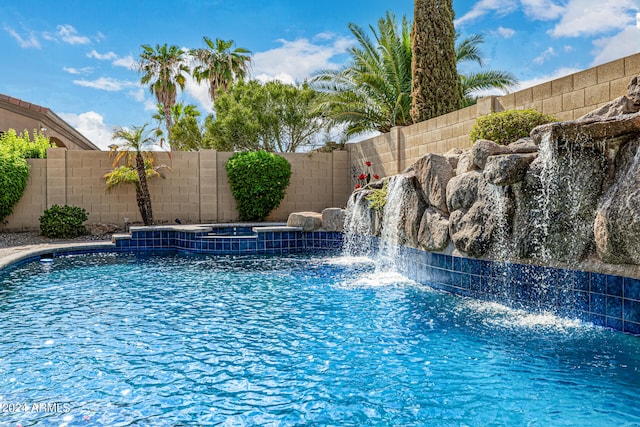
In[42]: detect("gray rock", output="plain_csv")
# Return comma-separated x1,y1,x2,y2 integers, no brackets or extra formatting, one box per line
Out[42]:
321,208,346,232
446,171,483,212
443,147,464,171
579,77,640,120
383,174,427,248
287,212,322,231
449,204,493,257
86,223,120,235
418,208,450,251
483,153,537,186
472,139,511,169
406,153,453,214
455,150,477,175
508,137,539,154
594,138,640,264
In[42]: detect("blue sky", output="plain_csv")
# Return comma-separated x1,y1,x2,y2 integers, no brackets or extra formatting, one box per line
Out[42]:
1,0,638,149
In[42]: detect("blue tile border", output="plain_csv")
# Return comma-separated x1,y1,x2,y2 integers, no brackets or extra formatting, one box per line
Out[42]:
393,245,640,336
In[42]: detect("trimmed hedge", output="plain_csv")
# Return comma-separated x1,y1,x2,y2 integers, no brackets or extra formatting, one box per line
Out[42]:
39,204,88,238
226,151,291,221
470,109,557,145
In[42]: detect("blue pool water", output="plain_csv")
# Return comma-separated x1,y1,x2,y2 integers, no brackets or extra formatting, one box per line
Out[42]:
1,252,639,426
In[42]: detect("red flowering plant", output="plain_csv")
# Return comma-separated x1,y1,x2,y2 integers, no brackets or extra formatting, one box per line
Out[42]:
354,160,380,189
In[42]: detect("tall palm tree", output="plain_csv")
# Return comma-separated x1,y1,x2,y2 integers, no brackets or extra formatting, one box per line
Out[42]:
312,12,412,136
105,125,167,226
456,34,518,106
191,36,252,103
138,44,190,134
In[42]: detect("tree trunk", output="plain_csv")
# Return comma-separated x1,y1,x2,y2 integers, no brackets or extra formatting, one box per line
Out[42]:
135,153,154,225
410,0,462,123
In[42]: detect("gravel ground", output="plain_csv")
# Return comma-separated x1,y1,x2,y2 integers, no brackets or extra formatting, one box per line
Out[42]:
0,231,113,249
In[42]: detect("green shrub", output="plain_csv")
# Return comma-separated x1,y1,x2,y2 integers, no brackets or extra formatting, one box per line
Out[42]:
39,205,88,238
0,129,54,159
365,180,387,211
0,151,29,223
470,109,557,145
225,151,292,221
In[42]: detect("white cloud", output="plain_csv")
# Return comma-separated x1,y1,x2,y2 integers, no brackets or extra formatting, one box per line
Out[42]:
252,35,354,84
59,111,113,150
113,54,136,70
3,24,41,48
63,66,93,75
549,0,637,37
520,0,564,20
455,0,518,26
73,77,137,91
533,46,556,64
591,25,640,66
57,24,90,45
87,49,118,60
496,27,516,38
182,74,214,113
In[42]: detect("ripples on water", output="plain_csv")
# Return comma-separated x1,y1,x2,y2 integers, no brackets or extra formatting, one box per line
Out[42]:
0,252,639,426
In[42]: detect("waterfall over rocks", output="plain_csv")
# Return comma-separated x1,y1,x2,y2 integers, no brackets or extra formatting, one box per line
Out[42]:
347,75,640,271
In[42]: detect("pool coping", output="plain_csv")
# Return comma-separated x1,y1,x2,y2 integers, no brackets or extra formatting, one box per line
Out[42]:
0,241,116,271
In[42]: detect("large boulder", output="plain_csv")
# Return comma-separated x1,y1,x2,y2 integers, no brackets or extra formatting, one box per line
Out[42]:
382,174,427,248
446,171,483,212
287,212,322,231
483,153,537,186
406,153,453,214
443,147,464,171
594,138,640,264
418,208,450,251
322,208,346,232
511,145,605,262
472,139,511,169
449,203,493,257
456,150,477,175
507,137,539,154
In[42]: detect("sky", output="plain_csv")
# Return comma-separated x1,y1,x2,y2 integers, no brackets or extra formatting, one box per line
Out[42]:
1,0,639,150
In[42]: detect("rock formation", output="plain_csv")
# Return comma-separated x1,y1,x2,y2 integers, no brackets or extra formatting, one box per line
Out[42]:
348,75,640,267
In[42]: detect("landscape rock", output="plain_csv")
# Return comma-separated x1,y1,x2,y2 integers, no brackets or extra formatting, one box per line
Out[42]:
472,139,511,169
578,76,640,120
405,153,453,214
443,147,464,171
507,137,539,154
483,153,537,186
455,150,477,175
418,208,450,251
287,212,322,231
321,208,346,232
384,174,427,248
594,138,640,264
446,171,483,212
86,223,120,235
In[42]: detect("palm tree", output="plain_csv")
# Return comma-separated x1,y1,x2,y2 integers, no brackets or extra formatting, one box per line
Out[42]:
191,36,252,103
456,34,518,106
311,12,413,136
105,125,168,226
138,44,190,134
312,12,518,135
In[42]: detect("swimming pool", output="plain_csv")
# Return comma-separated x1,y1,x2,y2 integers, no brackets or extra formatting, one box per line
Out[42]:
1,252,639,426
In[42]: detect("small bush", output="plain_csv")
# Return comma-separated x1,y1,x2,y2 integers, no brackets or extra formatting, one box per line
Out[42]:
0,151,29,222
470,109,557,145
226,151,292,221
365,180,387,211
40,205,88,238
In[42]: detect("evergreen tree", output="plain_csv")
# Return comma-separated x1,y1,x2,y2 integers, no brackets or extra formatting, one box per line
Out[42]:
410,0,462,123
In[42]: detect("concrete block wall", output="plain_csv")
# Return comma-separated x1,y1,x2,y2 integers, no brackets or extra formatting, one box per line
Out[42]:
349,53,640,176
0,149,352,231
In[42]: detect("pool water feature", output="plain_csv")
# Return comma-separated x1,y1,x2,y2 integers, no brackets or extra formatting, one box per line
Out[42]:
1,252,639,426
